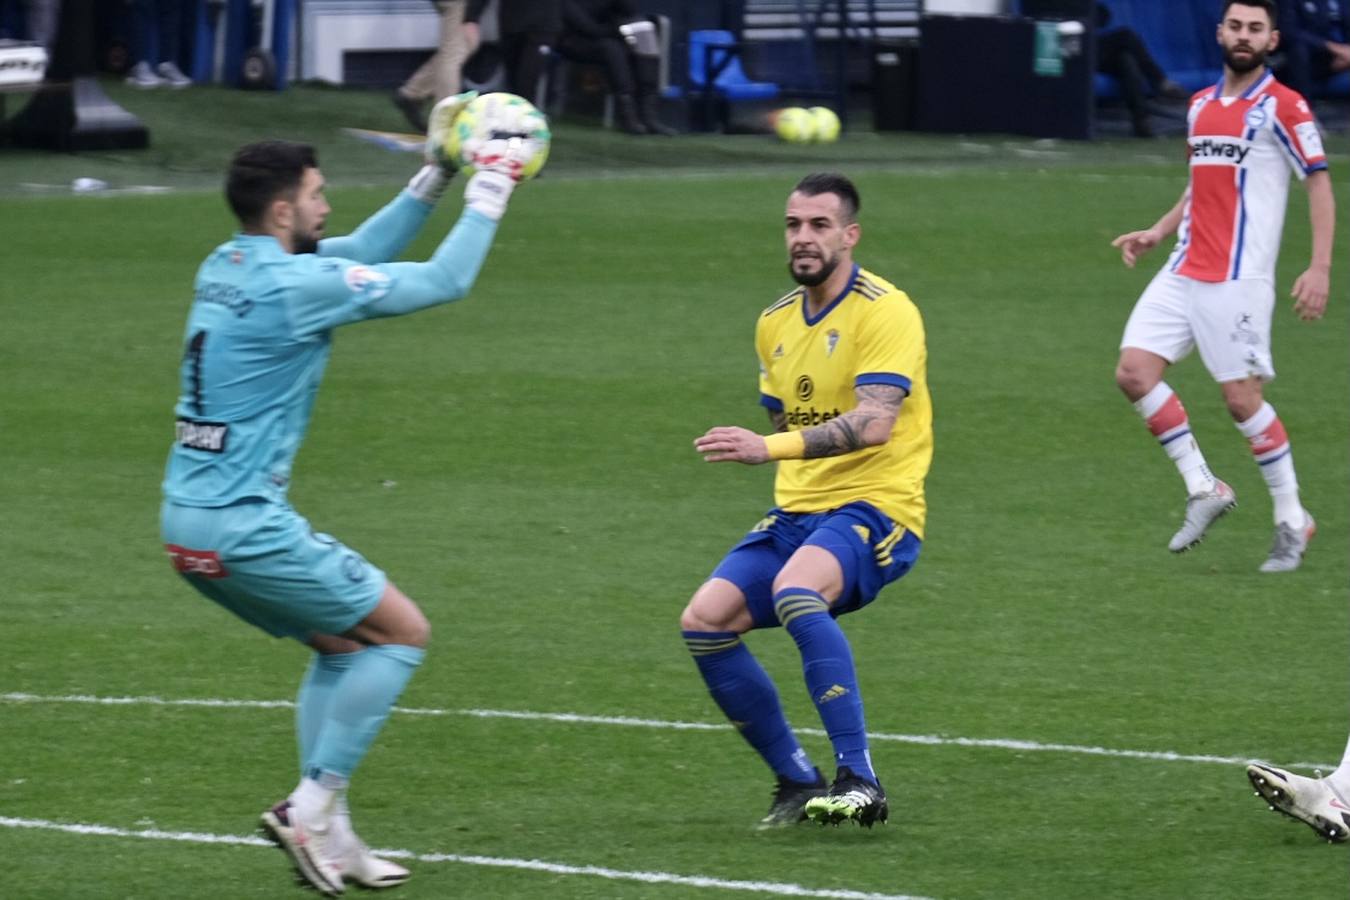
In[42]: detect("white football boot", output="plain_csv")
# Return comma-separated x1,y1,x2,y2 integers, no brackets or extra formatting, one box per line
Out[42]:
260,799,346,895
1168,480,1236,552
342,842,411,889
1258,513,1315,573
1246,763,1350,843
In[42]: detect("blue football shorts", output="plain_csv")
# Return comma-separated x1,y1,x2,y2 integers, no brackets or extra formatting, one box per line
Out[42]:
160,498,386,641
709,500,922,630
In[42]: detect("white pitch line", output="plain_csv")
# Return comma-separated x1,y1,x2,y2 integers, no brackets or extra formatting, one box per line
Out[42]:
0,692,1333,771
0,816,931,900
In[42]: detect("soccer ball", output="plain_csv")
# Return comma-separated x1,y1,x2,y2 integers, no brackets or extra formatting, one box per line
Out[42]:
809,106,840,143
447,92,551,180
774,107,816,144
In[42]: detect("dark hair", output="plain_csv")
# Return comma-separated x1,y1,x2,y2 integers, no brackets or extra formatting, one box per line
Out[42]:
1221,0,1277,23
792,172,860,223
225,140,318,227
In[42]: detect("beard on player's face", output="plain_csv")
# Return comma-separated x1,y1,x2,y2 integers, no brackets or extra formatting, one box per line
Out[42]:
292,219,324,255
789,250,841,287
1223,42,1268,74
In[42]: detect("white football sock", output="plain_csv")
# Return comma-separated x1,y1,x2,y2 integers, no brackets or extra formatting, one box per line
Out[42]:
290,775,340,824
1235,402,1304,527
1134,382,1215,495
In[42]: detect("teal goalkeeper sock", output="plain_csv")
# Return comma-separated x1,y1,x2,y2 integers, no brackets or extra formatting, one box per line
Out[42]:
683,630,818,783
774,588,877,784
296,651,359,776
308,644,424,780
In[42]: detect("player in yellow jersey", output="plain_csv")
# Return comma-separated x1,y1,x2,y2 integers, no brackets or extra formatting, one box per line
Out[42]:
682,173,932,829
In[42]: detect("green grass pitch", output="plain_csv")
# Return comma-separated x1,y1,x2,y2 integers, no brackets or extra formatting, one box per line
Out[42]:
1,84,1347,898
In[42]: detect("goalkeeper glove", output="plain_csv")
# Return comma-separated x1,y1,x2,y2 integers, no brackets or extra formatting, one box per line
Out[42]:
408,91,479,204
459,134,543,219
463,170,516,221
425,90,478,172
464,134,542,183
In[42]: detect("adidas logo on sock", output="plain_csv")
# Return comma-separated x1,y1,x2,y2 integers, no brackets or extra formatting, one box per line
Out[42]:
816,684,850,703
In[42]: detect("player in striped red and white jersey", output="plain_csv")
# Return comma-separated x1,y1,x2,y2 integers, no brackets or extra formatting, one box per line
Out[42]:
1110,0,1334,573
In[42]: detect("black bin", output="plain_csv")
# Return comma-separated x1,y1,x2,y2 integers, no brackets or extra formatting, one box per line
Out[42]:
871,39,918,131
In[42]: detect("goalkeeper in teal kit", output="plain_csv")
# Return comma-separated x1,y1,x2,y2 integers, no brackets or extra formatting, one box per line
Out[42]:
159,96,545,896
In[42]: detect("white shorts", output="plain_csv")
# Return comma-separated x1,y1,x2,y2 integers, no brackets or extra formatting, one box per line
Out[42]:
1120,270,1276,383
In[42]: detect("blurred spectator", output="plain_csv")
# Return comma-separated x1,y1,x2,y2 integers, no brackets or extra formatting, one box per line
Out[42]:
394,1,481,133
125,0,192,88
25,0,59,49
475,0,562,104
558,0,676,135
1095,2,1187,137
1276,0,1350,100
0,0,58,47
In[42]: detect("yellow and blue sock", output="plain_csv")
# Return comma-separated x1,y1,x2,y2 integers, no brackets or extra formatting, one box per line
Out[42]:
684,630,818,784
773,587,877,785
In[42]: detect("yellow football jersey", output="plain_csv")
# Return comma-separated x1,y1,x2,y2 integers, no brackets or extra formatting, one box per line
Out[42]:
755,265,932,538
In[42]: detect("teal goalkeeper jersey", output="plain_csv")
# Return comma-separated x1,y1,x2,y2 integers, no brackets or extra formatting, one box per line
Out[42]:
162,191,497,507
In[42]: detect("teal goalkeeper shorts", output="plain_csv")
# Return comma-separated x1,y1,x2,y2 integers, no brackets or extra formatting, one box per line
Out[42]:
160,498,386,641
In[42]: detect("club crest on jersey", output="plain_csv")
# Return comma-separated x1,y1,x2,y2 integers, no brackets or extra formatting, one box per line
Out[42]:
825,329,840,357
1243,107,1266,129
229,250,243,265
343,265,392,300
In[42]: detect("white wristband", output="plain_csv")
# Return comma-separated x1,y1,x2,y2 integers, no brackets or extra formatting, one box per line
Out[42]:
463,170,516,221
407,165,452,204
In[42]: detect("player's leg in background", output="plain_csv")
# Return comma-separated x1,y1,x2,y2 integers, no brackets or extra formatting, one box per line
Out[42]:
1117,348,1221,498
1117,339,1237,552
1220,378,1314,571
1116,274,1228,504
1221,378,1302,524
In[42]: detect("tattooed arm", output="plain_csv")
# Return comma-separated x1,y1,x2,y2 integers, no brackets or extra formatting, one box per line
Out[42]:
768,409,788,433
800,384,906,458
696,384,906,465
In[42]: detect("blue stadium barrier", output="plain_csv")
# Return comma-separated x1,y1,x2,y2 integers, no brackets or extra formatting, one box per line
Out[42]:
1093,0,1349,100
687,29,780,101
1092,0,1220,100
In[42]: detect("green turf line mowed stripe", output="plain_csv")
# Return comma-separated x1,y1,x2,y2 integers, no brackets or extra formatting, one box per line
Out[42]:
2,692,1333,771
0,816,934,900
